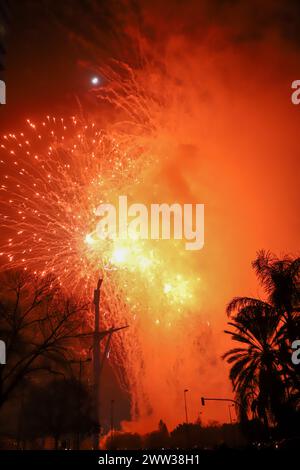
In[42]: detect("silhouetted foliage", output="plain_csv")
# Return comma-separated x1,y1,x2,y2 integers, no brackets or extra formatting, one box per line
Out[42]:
105,421,245,450
0,270,88,408
20,378,94,449
106,431,142,450
223,251,300,432
144,420,170,449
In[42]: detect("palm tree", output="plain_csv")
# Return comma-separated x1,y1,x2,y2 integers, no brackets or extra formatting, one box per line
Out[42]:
223,251,300,428
252,251,300,392
223,301,284,427
252,250,300,340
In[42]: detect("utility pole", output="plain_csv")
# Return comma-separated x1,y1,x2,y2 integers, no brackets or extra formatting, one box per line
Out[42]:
91,278,128,450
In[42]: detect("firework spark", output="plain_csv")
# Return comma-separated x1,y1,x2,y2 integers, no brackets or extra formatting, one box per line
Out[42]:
0,117,136,286
0,114,204,421
0,115,200,314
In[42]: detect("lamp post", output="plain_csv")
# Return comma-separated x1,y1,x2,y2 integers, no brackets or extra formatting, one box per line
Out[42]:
184,389,189,424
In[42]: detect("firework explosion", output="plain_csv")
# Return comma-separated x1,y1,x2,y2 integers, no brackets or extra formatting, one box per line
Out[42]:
0,118,127,278
0,111,207,425
0,115,200,314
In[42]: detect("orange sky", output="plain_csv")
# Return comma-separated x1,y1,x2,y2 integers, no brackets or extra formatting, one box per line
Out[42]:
110,2,300,428
1,0,300,431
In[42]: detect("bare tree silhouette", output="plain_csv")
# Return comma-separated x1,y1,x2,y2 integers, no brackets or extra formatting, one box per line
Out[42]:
0,270,88,408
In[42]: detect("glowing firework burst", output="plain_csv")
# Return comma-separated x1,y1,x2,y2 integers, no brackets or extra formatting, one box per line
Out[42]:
0,117,137,287
0,115,149,396
0,116,200,321
0,111,204,422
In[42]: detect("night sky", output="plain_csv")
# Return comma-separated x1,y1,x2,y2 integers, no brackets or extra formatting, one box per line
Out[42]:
0,0,300,431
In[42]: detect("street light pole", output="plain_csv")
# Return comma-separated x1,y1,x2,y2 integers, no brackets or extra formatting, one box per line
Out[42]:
184,389,189,424
91,279,129,450
71,278,128,450
93,279,102,450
